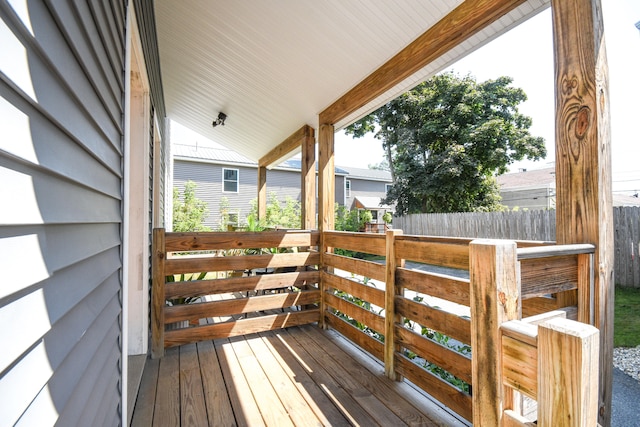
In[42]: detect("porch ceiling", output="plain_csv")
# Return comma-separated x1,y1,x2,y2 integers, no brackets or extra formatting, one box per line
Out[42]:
155,0,549,162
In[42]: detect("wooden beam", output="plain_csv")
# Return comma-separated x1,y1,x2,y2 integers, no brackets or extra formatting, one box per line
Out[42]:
318,124,334,232
301,128,316,229
319,0,526,125
537,318,599,426
469,239,520,426
259,125,314,168
551,0,613,424
257,166,267,222
151,228,165,358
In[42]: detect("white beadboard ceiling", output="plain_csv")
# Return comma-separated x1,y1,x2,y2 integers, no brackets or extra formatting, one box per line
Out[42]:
155,0,549,162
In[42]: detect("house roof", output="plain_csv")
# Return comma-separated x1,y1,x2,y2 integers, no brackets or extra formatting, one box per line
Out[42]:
340,166,392,182
173,144,350,175
353,196,393,210
156,1,550,163
497,167,556,190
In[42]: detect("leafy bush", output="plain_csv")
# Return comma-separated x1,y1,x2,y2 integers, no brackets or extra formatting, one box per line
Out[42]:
173,181,211,232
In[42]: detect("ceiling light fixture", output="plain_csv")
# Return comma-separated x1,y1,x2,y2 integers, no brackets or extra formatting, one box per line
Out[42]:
212,112,227,127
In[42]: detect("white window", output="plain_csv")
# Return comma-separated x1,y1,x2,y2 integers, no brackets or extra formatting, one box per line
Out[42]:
345,180,351,197
223,168,239,192
385,183,392,194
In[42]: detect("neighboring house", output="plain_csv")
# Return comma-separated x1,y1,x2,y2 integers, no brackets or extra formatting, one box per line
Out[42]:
498,166,640,210
497,167,557,210
173,144,338,228
341,166,393,223
173,145,394,228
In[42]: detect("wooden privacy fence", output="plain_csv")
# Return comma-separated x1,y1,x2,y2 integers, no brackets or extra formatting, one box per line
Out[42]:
152,228,599,425
394,206,640,287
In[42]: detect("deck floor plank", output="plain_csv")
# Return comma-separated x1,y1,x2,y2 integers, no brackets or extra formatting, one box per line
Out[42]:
229,335,296,427
245,332,326,426
134,325,467,427
179,343,209,426
214,337,266,427
300,324,438,426
257,330,352,426
196,339,236,426
153,346,180,427
288,326,408,426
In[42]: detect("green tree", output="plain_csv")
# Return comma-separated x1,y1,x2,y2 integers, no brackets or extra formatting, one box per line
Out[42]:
172,181,211,232
246,192,302,229
346,72,546,214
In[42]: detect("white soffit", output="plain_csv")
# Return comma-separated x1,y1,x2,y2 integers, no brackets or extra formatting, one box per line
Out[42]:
156,0,550,161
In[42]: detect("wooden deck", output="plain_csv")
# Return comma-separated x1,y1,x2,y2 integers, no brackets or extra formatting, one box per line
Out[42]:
131,324,467,426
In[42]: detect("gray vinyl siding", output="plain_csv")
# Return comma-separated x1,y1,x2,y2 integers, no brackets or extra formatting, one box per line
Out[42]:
500,187,555,211
174,159,346,229
0,1,125,425
345,177,389,209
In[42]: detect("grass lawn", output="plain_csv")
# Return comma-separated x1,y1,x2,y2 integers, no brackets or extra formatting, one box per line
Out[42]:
614,286,640,348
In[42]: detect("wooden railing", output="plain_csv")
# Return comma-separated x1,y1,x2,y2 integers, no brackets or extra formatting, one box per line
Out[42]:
151,228,599,425
151,229,321,358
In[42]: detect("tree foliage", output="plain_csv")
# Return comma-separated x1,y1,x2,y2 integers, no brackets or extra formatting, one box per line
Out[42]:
173,181,211,232
346,72,546,214
246,192,302,229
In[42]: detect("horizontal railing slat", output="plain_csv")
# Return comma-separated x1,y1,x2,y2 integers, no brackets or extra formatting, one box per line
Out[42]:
520,255,578,298
396,268,470,307
395,324,472,384
395,355,472,422
321,271,385,308
396,296,471,346
165,252,320,275
395,236,469,270
165,290,320,324
165,270,319,299
165,230,320,251
164,310,320,347
325,313,385,361
324,292,385,334
323,231,386,256
322,252,386,282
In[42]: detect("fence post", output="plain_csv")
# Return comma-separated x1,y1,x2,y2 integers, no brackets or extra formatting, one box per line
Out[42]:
384,229,403,380
151,228,165,358
470,239,520,426
537,317,599,426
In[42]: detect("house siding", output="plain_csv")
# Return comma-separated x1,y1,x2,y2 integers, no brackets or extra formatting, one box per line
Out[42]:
345,177,389,209
174,159,347,229
0,1,126,425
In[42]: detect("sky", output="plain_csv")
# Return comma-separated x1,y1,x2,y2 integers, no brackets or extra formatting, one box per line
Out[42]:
174,1,640,194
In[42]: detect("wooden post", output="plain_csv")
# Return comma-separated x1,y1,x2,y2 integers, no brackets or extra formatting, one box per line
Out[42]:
384,229,403,380
318,124,334,232
537,317,599,426
151,228,165,358
301,128,316,230
551,0,613,423
257,166,267,222
469,239,520,426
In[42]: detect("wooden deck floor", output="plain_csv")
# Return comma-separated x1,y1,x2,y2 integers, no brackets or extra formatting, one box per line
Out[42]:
131,324,466,426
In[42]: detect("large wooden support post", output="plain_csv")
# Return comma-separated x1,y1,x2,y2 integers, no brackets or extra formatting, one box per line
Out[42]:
537,318,599,426
318,124,334,232
318,124,334,330
301,128,316,229
151,228,165,358
551,0,613,423
257,166,267,222
384,229,403,380
470,239,520,426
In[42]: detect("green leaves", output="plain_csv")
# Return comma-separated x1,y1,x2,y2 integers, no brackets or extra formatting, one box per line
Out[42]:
173,181,212,232
347,71,546,215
